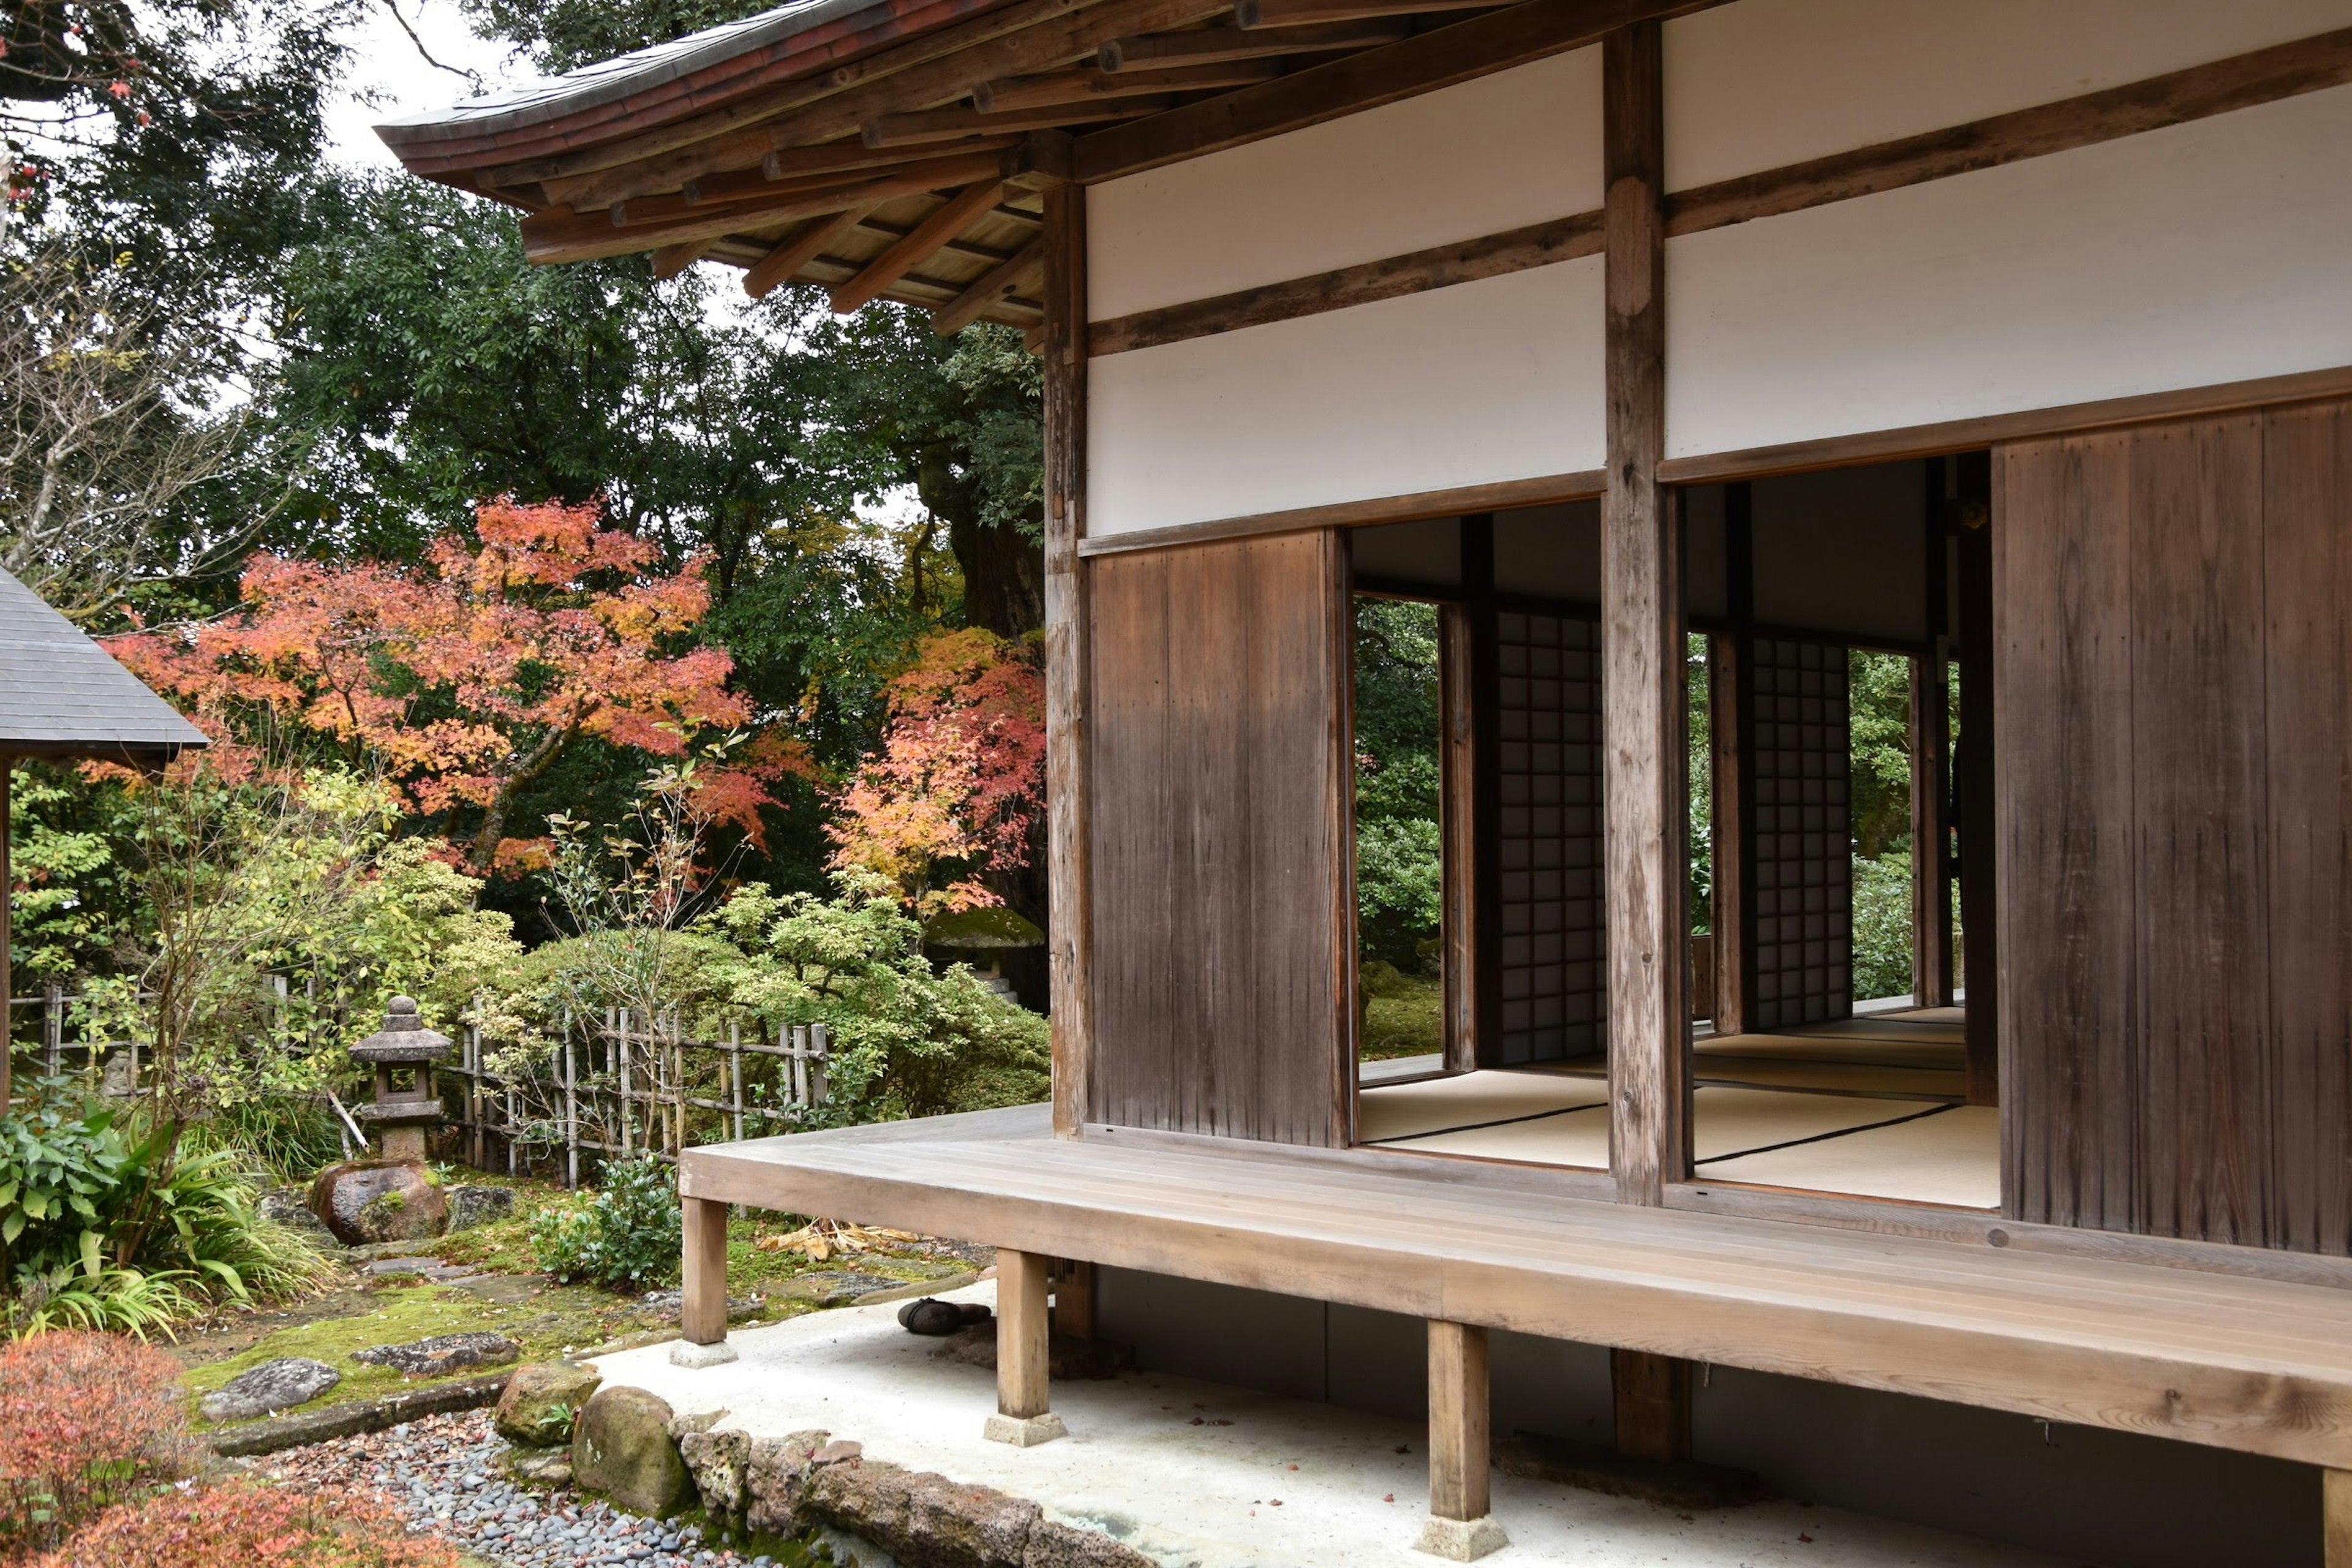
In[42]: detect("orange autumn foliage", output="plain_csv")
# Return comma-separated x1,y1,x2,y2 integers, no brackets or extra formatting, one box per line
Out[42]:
110,498,801,872
36,1482,463,1568
0,1332,198,1557
827,628,1046,911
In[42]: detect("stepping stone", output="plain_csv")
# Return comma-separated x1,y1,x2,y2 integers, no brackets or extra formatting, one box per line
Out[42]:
352,1331,521,1377
200,1357,342,1422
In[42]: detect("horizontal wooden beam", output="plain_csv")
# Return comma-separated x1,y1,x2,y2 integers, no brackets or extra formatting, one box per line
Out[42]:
1076,0,1721,181
1090,206,1599,355
650,238,715,279
862,97,1174,148
744,205,880,298
658,134,1023,208
1098,18,1407,69
1235,0,1491,26
1666,24,2352,239
975,59,1281,111
521,150,1006,263
540,0,1232,214
1074,467,1605,557
832,180,1008,312
935,236,1048,333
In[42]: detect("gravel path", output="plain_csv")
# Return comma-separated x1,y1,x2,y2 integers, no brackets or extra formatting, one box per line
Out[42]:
257,1409,776,1567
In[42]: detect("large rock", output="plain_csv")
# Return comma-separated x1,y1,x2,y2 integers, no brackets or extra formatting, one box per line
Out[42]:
445,1185,516,1233
745,1429,834,1538
258,1190,337,1246
672,1410,752,1526
200,1357,341,1423
495,1361,603,1446
572,1385,690,1517
352,1332,519,1378
308,1159,447,1245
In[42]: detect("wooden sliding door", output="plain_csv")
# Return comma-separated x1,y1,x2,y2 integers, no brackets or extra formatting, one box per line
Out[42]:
1999,401,2352,1252
1086,529,1354,1146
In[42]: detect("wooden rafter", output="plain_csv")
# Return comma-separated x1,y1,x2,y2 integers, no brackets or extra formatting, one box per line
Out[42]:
530,0,1233,213
521,149,1005,263
974,59,1281,112
1236,0,1492,26
1097,19,1406,69
831,180,1008,312
933,236,1047,334
660,134,1022,208
744,205,878,298
1076,0,1722,181
651,239,716,279
862,98,1175,148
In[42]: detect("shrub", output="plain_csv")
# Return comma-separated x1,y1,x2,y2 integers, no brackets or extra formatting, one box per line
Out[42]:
37,1481,462,1567
0,1330,197,1555
530,1154,680,1290
1851,851,1915,1003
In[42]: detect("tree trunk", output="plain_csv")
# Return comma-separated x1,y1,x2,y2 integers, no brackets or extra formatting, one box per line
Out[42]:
918,445,1044,638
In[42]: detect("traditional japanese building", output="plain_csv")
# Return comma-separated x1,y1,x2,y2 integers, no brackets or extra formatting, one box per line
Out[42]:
382,4,2352,1561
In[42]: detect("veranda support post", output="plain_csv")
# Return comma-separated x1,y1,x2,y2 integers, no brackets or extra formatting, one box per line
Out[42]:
1416,1320,1506,1561
984,1248,1066,1447
671,1193,738,1368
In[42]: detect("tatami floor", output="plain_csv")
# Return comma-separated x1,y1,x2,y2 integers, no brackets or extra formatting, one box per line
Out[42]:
1356,1006,1997,1208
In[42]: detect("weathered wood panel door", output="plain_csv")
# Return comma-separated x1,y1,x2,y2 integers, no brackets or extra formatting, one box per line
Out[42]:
1086,530,1354,1146
1998,402,2352,1252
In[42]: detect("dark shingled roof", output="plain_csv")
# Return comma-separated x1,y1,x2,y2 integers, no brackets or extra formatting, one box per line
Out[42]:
0,565,209,764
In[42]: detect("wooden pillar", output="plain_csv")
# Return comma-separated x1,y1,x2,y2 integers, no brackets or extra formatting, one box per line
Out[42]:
1610,1346,1692,1463
1042,179,1095,1139
1051,1258,1096,1340
1601,18,1688,1204
1414,1320,1507,1561
2326,1469,2352,1568
1440,601,1480,1073
1463,517,1503,1071
671,1194,739,1367
986,1246,1067,1445
1953,452,1998,1104
1711,483,1757,1038
1913,462,1956,1009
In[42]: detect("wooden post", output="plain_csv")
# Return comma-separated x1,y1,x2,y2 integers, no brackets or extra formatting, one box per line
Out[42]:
562,1019,579,1189
1954,452,1998,1104
985,1247,1068,1445
1713,482,1758,1037
1042,178,1095,1140
1463,516,1502,1070
1414,1320,1507,1561
1602,18,1689,1204
1439,600,1480,1072
671,1194,739,1368
1913,461,1956,1008
1611,1346,1692,1463
2325,1469,2352,1568
1051,1258,1096,1340
728,1018,745,1142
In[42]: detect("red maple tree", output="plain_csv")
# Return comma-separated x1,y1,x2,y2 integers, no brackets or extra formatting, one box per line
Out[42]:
827,628,1046,911
112,498,790,871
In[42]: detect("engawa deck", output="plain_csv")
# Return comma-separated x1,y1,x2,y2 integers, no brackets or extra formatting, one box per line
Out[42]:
677,1104,2352,1473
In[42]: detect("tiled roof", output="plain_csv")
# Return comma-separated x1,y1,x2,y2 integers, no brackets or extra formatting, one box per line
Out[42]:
0,567,209,763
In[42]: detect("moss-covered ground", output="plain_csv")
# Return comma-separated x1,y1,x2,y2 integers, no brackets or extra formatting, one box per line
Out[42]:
1361,970,1444,1060
174,1170,987,1439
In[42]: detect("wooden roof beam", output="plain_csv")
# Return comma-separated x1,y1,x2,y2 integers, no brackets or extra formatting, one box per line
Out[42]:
1237,0,1492,24
933,236,1047,334
831,179,1009,312
650,134,1023,209
862,98,1175,149
744,205,880,298
521,149,1006,263
652,239,717,279
974,59,1283,112
1097,19,1408,69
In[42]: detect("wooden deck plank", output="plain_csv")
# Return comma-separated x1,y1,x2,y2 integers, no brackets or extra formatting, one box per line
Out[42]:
682,1116,2352,1468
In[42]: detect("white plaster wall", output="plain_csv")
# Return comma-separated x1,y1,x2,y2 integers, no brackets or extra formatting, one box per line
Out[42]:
1087,47,1602,322
1088,258,1604,537
1663,0,2352,190
1665,85,2352,461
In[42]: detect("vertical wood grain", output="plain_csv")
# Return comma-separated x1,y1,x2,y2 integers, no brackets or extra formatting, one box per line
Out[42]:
680,1196,729,1346
1716,484,1758,1037
1465,516,1504,1071
2325,1468,2352,1567
2127,415,2268,1246
998,1248,1052,1420
1089,533,1347,1146
1998,432,2136,1231
1602,18,1688,1205
1914,465,1955,1009
1956,452,2001,1106
1044,182,1093,1140
1610,1346,1692,1463
2262,402,2351,1256
1427,1319,1491,1523
1441,602,1481,1072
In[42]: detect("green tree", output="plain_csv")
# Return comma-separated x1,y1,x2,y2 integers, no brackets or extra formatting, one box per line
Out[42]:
1352,598,1442,971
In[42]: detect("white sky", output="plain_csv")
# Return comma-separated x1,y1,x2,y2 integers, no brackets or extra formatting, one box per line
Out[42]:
323,0,522,172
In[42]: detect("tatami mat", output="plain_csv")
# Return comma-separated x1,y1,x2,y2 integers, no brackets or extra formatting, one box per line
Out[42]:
1550,1049,1961,1099
1373,1084,1937,1168
1698,1105,2000,1209
1356,1067,1607,1144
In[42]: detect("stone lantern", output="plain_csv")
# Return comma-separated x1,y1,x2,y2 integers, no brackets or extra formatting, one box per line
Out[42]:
350,996,450,1163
